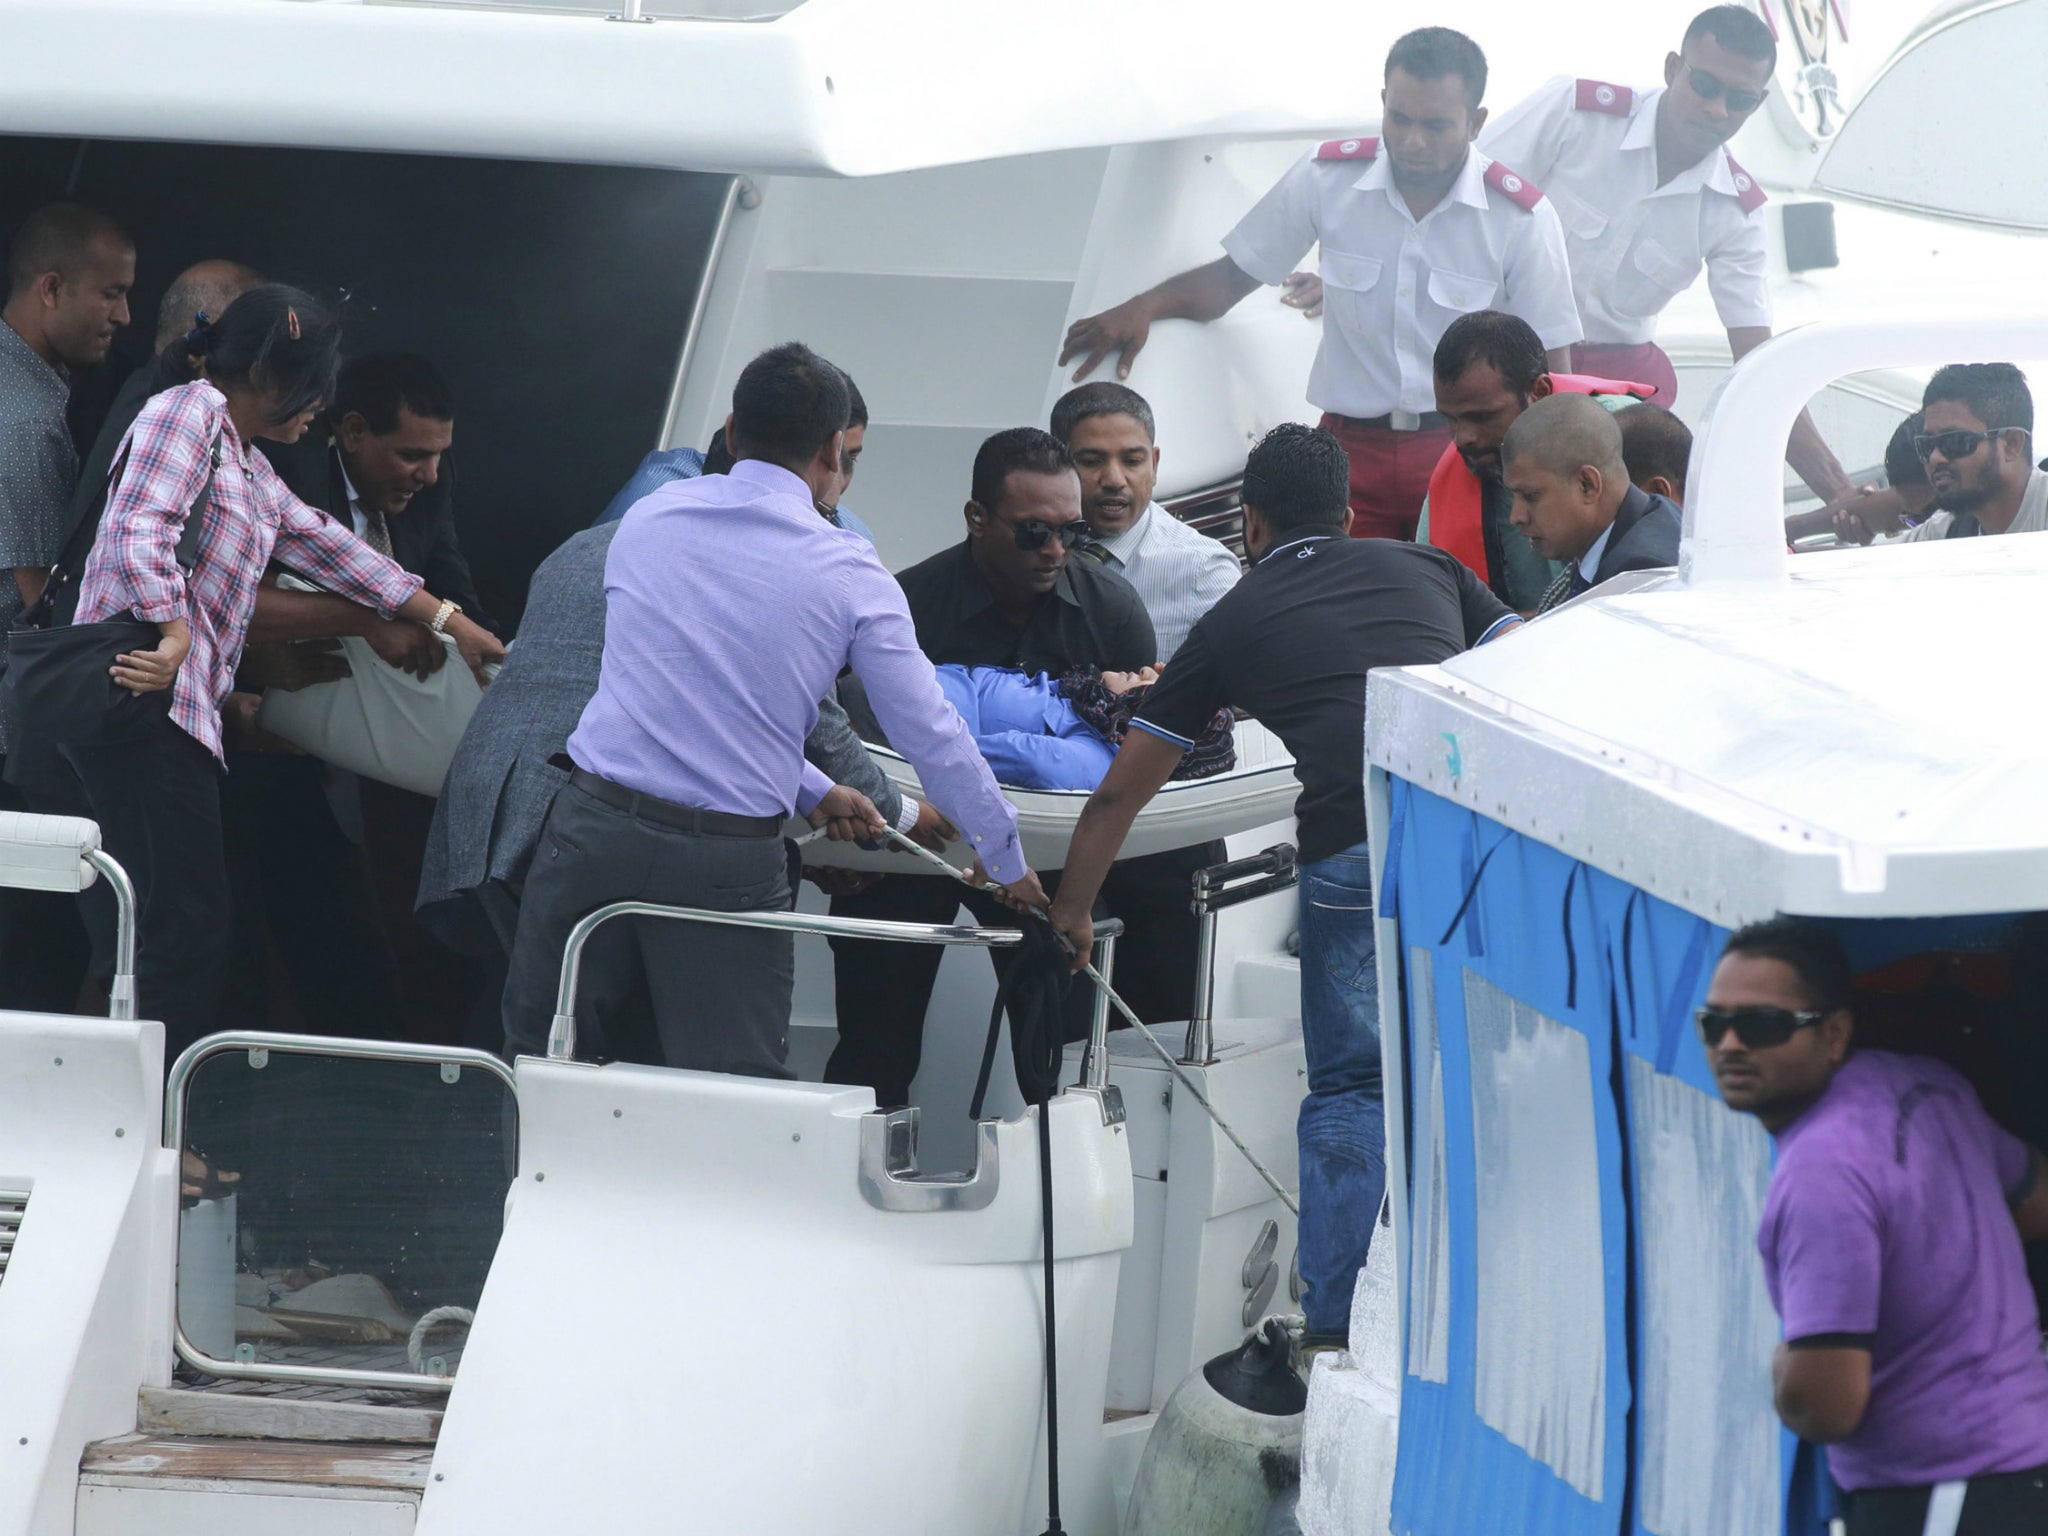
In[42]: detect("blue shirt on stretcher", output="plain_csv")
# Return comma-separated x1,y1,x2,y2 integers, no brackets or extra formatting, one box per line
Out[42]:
933,664,1235,790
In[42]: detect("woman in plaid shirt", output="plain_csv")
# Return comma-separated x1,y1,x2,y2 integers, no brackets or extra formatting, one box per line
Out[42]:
61,285,502,1060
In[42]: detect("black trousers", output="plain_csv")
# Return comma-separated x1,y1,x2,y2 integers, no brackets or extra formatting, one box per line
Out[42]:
823,841,1219,1109
500,780,794,1075
0,773,93,1013
220,756,400,1038
57,714,230,1065
1844,1463,2048,1535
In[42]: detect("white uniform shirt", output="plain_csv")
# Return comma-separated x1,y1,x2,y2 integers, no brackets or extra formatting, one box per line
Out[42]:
1222,140,1581,419
1897,464,2048,542
1090,501,1242,661
1480,77,1773,346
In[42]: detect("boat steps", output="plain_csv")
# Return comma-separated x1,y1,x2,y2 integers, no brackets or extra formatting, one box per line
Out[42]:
74,1394,441,1536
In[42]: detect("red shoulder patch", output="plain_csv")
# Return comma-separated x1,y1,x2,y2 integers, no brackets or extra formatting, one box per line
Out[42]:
1724,152,1767,213
1574,78,1633,116
1316,136,1379,162
1483,159,1544,212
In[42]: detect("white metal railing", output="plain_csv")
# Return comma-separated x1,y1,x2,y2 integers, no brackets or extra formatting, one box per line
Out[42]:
0,811,136,1018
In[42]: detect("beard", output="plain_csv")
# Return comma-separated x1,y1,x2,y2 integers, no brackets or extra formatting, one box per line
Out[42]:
1933,470,1994,515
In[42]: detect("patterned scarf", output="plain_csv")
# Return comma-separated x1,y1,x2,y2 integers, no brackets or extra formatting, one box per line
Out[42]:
1058,668,1236,781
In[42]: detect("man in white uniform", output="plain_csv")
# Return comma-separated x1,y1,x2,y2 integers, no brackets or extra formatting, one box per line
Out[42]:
1479,3,1852,502
1059,26,1581,542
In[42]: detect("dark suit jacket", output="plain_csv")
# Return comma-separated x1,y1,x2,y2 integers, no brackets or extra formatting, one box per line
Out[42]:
272,438,499,636
1590,485,1682,588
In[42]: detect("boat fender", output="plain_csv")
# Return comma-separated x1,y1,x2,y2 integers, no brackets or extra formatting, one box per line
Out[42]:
1123,1319,1307,1536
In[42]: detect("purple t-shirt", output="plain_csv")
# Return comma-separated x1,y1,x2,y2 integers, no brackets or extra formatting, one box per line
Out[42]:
1759,1050,2048,1491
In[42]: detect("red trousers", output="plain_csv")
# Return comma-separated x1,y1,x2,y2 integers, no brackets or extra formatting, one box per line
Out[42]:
1568,342,1678,407
1318,414,1451,541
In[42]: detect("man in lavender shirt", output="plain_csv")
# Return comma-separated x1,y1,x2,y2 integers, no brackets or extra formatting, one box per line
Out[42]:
501,343,1046,1073
1703,918,2048,1534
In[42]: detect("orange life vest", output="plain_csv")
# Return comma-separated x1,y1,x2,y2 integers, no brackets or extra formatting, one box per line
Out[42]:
1426,373,1656,584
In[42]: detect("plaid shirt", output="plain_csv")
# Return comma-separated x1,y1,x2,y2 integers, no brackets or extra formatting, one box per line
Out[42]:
76,382,421,760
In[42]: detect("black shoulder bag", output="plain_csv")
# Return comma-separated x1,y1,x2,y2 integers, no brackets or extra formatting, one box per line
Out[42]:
1,431,223,749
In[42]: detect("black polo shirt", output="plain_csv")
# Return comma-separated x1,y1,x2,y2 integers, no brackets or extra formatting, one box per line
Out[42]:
893,538,1157,673
1133,533,1515,862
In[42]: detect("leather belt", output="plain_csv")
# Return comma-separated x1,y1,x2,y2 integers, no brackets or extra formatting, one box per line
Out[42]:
1326,410,1448,432
565,765,782,839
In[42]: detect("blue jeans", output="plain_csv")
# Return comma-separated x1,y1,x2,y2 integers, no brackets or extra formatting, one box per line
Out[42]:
1295,840,1384,1335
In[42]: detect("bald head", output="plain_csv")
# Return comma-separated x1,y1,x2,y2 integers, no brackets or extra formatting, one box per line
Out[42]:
156,259,264,353
1502,393,1633,565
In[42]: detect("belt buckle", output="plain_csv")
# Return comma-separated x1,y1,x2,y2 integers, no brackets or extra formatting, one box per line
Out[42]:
1387,409,1423,432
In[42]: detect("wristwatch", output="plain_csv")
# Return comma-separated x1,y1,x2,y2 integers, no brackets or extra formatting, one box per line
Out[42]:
429,599,461,635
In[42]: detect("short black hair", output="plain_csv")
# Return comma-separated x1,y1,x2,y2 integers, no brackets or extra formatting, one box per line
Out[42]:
176,284,342,427
971,427,1074,513
332,352,454,433
1386,26,1487,109
4,202,132,299
1923,363,2033,437
1884,411,1928,490
1684,4,1779,65
1616,403,1693,492
729,341,850,468
839,368,868,431
1720,917,1853,1014
1050,382,1156,447
1433,310,1547,398
1241,423,1350,533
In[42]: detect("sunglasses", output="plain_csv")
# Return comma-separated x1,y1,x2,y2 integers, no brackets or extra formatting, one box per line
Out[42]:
1913,427,2010,463
1695,1005,1827,1051
1005,517,1094,552
1682,64,1768,115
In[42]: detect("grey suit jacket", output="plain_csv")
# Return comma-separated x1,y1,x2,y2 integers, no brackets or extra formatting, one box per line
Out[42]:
416,520,903,924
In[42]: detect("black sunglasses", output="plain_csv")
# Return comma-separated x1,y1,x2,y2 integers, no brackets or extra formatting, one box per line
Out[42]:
1682,64,1768,115
1913,427,2010,463
1695,1005,1827,1051
1006,517,1094,552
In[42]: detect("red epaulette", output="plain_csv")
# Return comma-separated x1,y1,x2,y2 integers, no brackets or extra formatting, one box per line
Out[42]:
1316,136,1379,162
1574,79,1633,115
1724,152,1767,213
1483,159,1544,212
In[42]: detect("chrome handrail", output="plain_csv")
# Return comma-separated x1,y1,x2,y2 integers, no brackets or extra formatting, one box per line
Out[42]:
163,1031,518,1395
84,848,138,1021
547,902,1023,1060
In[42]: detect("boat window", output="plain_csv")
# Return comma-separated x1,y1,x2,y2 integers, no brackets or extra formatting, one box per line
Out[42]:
1624,1056,1781,1536
1405,945,1451,1386
0,136,732,628
1462,969,1607,1503
176,1044,516,1387
1816,0,2048,233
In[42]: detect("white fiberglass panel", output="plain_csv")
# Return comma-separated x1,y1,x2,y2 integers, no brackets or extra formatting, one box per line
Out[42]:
1463,971,1605,1502
1628,1057,1782,1536
1405,946,1450,1385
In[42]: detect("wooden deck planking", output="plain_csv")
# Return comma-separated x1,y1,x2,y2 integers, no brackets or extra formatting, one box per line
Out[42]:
81,1434,433,1492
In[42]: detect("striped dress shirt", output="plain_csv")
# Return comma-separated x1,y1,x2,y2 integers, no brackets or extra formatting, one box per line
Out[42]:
1088,501,1241,662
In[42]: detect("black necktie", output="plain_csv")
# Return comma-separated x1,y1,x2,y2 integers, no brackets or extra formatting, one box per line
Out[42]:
1538,567,1590,614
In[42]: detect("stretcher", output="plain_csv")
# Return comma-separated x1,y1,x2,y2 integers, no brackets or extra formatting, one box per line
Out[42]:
790,720,1299,872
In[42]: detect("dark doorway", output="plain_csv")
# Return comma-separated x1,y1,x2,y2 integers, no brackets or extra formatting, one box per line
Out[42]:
2,136,730,626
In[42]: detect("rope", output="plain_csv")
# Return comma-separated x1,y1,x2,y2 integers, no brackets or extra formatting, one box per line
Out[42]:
406,1306,475,1374
880,828,1300,1216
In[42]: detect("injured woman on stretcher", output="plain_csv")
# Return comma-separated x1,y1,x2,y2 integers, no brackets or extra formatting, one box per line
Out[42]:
934,664,1235,790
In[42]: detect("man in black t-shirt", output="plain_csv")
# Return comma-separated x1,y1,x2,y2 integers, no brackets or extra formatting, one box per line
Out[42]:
1028,423,1520,1343
826,428,1159,1108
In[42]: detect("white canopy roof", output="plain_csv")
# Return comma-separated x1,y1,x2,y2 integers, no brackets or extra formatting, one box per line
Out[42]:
0,0,1398,176
1369,315,2048,925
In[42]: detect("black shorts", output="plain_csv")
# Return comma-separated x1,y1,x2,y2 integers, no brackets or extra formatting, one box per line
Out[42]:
1844,1463,2048,1536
